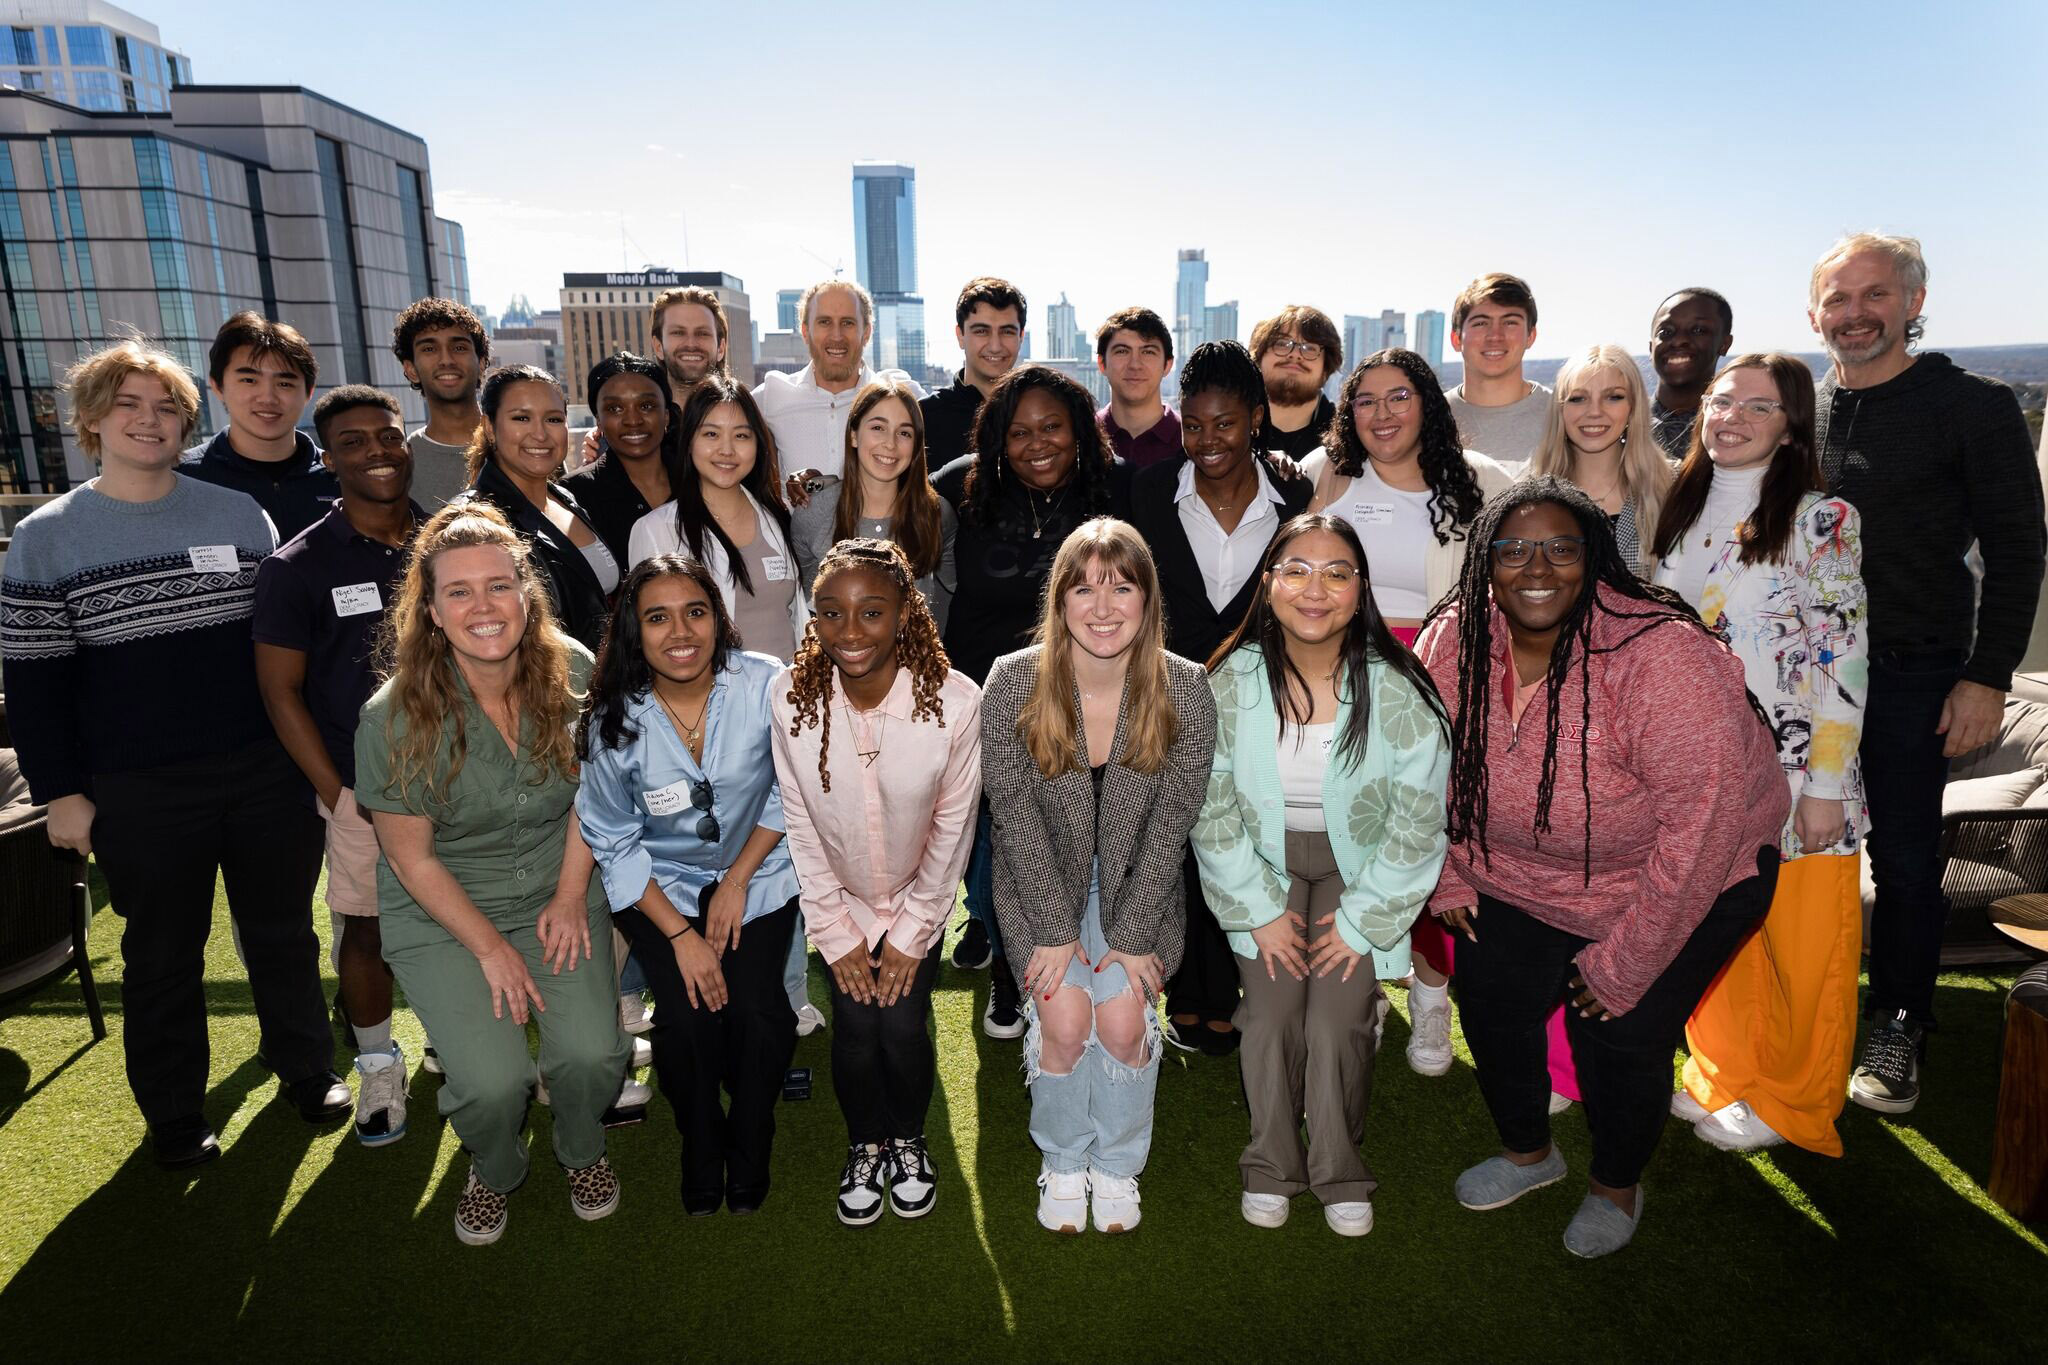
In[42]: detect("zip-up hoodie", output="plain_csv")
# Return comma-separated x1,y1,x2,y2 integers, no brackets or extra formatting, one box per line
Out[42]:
1817,352,2044,690
1417,584,1788,1014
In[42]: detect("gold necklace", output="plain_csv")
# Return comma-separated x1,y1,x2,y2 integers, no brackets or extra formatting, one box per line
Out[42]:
852,708,885,767
657,688,711,750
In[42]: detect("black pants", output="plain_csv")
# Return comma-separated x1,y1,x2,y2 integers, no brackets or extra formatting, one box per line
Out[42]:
1168,847,1239,1021
1456,848,1776,1190
828,939,942,1144
91,738,328,1128
620,897,797,1206
1860,651,1964,1027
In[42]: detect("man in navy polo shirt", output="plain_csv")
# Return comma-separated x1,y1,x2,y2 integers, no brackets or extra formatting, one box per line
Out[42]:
182,311,338,541
253,385,420,1147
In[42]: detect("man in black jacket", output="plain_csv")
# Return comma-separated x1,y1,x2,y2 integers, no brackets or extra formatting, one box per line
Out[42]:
181,312,336,541
1810,232,2046,1115
920,278,1025,464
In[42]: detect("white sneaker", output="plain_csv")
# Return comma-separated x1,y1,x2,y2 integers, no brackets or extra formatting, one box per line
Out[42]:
794,1002,827,1037
535,1074,651,1108
353,1045,408,1147
421,1042,444,1076
1406,988,1453,1077
1548,1090,1573,1116
630,1035,653,1070
1670,1088,1712,1124
1240,1190,1289,1228
619,992,653,1036
1036,1163,1088,1234
1089,1168,1141,1234
1325,1200,1374,1237
1694,1100,1786,1152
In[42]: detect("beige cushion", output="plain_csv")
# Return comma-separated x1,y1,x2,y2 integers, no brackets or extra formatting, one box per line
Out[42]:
1950,698,2048,779
1943,768,2045,815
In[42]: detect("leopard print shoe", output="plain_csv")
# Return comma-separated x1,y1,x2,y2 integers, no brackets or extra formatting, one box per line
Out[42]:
454,1165,510,1246
565,1154,620,1222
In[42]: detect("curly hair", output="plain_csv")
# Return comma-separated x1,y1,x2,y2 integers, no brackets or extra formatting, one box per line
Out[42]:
1434,477,1711,885
577,553,741,762
391,296,490,369
783,539,951,793
958,365,1118,530
1324,348,1485,545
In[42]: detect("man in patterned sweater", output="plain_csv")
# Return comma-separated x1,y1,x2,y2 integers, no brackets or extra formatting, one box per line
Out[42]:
1,340,347,1170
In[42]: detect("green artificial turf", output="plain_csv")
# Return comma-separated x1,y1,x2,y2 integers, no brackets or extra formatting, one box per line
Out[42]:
1,874,2042,1364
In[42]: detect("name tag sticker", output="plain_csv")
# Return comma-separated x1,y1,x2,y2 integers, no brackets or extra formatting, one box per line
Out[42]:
643,780,691,817
188,544,239,573
331,583,382,616
762,554,792,582
1357,503,1396,527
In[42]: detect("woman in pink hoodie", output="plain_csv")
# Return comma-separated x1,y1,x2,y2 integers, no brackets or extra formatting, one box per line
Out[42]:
1415,477,1787,1259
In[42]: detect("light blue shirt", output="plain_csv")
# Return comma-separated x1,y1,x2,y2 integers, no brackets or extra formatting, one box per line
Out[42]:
576,650,799,923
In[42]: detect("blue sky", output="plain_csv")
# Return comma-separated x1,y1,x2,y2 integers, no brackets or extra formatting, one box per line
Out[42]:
154,0,2048,366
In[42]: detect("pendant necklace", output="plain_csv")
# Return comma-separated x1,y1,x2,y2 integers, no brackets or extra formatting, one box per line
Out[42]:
853,709,885,766
1027,484,1070,539
658,689,711,755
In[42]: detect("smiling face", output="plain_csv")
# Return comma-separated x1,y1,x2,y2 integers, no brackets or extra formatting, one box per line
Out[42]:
212,346,309,445
853,394,918,488
402,326,482,405
1003,387,1079,491
1453,305,1535,383
1350,365,1424,466
813,563,903,684
1099,328,1168,407
655,302,725,388
596,372,668,468
1490,501,1587,637
1180,388,1262,482
1808,248,1922,370
489,380,568,485
1267,528,1362,648
92,372,186,476
958,302,1023,390
427,543,527,667
689,400,758,490
322,404,411,506
803,287,869,386
1063,554,1145,663
1701,367,1790,472
1560,367,1632,459
1650,294,1730,391
637,572,717,688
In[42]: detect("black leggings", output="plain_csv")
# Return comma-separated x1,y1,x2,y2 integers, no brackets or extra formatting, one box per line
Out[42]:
828,941,943,1144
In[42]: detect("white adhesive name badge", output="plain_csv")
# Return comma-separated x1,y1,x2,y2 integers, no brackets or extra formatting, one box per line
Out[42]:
1357,503,1396,526
188,544,239,573
331,583,382,617
762,554,792,582
643,780,692,817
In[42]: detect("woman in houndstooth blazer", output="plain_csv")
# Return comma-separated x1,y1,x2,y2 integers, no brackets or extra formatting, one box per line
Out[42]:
980,518,1217,1236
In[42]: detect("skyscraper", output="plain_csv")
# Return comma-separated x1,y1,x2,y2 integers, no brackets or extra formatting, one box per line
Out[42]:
776,289,801,330
2,1,192,112
1204,300,1239,346
1414,309,1446,371
1343,315,1374,367
851,161,925,373
1378,309,1408,351
1174,249,1208,362
1046,292,1083,360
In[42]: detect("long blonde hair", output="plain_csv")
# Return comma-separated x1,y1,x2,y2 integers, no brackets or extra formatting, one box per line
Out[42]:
1018,518,1175,778
1528,344,1673,566
375,501,580,807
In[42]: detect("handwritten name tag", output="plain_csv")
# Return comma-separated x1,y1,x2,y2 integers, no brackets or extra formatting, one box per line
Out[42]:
643,780,692,817
331,583,382,617
188,545,239,573
1356,503,1396,526
762,554,791,583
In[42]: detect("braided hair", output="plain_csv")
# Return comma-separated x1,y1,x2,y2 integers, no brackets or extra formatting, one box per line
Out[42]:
1324,348,1485,545
1434,477,1708,884
783,538,952,793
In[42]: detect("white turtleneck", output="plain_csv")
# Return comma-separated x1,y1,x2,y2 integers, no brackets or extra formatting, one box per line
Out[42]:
1662,462,1769,614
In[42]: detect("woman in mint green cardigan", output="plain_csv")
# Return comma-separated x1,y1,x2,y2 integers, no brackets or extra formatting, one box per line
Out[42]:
1192,514,1451,1237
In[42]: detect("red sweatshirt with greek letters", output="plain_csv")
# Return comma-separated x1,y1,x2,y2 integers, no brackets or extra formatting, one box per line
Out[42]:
1417,584,1789,1014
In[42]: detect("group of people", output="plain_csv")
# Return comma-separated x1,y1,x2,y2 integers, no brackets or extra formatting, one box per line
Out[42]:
3,231,2041,1260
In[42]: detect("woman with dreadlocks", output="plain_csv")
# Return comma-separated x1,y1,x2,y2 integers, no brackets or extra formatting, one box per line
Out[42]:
1414,478,1787,1258
770,539,981,1226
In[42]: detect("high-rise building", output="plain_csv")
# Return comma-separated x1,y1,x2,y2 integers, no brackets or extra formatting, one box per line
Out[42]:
1414,309,1446,371
775,288,800,331
1046,292,1081,360
1174,248,1208,362
0,82,467,491
1204,300,1239,347
1,2,192,113
558,269,753,397
1343,315,1374,367
1378,308,1408,351
851,161,924,374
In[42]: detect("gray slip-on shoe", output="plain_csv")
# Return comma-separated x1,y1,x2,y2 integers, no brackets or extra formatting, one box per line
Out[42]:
1454,1149,1568,1211
1562,1188,1644,1259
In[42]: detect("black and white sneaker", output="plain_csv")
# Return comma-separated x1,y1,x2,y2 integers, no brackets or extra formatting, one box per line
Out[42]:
1848,1009,1923,1114
984,962,1025,1040
838,1143,889,1226
887,1137,937,1218
951,919,992,970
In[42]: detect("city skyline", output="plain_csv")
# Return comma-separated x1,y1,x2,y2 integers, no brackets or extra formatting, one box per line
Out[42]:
27,2,2048,373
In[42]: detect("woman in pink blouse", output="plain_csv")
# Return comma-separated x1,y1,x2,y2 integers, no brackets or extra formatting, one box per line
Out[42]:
770,539,982,1227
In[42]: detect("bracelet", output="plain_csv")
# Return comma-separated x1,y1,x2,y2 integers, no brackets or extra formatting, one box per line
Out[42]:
667,923,693,941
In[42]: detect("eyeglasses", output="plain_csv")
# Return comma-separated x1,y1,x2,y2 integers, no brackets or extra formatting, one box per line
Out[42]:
1267,337,1324,360
1490,536,1586,568
690,779,720,843
1702,395,1786,421
1272,561,1360,591
1351,388,1415,419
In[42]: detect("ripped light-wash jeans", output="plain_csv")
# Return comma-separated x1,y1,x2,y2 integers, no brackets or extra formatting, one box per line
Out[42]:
1023,865,1163,1179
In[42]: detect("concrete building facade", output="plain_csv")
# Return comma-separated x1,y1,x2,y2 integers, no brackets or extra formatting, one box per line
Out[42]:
558,268,753,397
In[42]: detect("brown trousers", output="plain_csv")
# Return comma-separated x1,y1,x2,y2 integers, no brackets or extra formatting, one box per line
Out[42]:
1233,828,1382,1204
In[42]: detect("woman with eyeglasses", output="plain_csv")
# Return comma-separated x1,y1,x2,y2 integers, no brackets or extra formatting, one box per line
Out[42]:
1651,354,1868,1156
1414,478,1787,1258
576,553,802,1216
1527,344,1676,574
1193,514,1452,1237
